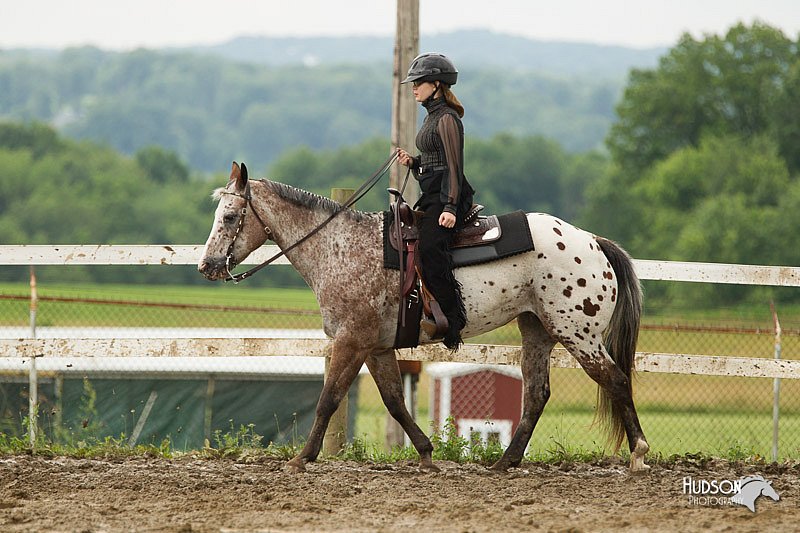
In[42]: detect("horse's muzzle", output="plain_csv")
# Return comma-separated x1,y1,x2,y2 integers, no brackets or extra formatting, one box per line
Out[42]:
197,257,227,281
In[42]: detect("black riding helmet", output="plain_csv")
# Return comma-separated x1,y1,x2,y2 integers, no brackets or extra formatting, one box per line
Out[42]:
401,53,458,86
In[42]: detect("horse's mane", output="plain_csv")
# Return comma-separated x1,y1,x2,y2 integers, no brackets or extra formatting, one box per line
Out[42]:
261,180,369,222
212,179,373,222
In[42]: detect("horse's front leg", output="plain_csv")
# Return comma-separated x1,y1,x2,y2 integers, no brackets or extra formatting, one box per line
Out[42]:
365,350,439,472
286,335,366,473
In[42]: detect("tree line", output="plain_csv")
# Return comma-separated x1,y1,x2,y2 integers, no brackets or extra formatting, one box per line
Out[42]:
0,45,620,173
0,122,595,287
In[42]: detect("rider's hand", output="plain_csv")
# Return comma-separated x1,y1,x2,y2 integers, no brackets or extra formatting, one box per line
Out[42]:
397,149,414,168
439,211,456,229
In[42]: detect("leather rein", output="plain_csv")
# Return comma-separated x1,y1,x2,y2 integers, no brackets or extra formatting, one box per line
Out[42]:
220,152,400,283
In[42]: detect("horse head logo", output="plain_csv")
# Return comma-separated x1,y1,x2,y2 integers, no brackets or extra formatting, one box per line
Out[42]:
730,475,780,512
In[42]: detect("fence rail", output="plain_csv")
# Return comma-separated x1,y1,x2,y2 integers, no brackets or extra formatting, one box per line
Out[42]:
2,338,798,379
0,245,290,266
2,245,800,287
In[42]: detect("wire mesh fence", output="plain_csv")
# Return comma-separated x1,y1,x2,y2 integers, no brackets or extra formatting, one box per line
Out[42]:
1,277,799,460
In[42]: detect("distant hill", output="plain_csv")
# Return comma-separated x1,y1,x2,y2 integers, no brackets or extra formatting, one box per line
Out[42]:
0,32,668,172
189,30,666,78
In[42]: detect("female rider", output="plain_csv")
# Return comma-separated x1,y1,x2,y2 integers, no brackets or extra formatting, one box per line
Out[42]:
397,52,475,350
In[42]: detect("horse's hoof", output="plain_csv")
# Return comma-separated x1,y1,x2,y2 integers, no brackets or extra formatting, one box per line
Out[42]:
629,459,651,474
419,459,441,473
285,458,307,473
629,438,650,473
489,461,509,473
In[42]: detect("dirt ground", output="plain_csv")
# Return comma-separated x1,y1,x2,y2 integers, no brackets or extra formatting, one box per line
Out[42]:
0,454,797,532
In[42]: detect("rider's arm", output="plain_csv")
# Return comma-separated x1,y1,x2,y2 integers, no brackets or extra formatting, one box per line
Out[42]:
437,113,463,215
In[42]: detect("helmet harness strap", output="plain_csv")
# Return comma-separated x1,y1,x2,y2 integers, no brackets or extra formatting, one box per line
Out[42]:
423,81,441,105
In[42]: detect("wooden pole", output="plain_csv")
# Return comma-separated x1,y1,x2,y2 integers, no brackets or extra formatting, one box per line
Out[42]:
28,266,38,448
322,188,355,456
386,0,420,449
204,377,216,446
390,0,420,201
771,302,782,461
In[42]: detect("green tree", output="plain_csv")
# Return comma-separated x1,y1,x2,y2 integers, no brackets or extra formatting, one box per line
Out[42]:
267,138,393,205
467,133,566,215
0,121,63,158
629,134,788,258
136,146,190,184
607,22,799,175
560,150,611,222
771,60,800,173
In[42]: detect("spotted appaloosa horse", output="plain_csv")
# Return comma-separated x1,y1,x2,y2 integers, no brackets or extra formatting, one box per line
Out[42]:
198,162,650,473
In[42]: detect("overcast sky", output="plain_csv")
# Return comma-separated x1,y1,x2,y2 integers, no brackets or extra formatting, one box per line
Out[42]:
1,0,799,50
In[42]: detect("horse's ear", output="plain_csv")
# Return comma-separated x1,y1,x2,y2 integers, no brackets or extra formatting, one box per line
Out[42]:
230,161,241,183
237,162,248,190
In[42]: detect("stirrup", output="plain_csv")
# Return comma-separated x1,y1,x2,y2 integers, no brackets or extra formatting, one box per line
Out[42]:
421,316,448,340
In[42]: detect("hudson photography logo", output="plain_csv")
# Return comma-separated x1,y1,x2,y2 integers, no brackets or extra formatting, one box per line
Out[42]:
683,475,780,512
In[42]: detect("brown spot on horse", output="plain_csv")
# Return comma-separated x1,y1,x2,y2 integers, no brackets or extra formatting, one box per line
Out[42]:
582,297,601,317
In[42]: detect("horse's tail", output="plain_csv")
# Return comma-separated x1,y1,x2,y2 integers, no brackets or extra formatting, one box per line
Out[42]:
595,236,642,451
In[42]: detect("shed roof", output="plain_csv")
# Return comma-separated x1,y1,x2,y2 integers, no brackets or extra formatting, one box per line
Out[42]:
426,362,522,380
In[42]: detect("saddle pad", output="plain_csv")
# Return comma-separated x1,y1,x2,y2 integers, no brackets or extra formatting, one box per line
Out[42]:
383,210,534,270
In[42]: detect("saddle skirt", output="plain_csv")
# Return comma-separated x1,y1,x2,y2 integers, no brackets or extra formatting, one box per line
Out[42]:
388,211,502,252
383,208,534,271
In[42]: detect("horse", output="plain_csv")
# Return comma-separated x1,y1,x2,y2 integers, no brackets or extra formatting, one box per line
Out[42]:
731,475,780,512
198,162,651,473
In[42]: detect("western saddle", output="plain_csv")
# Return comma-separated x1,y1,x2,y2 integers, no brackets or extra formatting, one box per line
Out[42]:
387,188,499,348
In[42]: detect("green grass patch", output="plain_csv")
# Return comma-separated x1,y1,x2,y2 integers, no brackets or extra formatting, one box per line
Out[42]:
0,281,322,328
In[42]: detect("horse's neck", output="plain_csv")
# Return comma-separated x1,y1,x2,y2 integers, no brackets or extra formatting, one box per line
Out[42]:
255,186,366,291
259,198,326,249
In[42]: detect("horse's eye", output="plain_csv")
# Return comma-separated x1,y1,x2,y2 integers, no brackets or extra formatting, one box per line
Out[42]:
223,213,237,224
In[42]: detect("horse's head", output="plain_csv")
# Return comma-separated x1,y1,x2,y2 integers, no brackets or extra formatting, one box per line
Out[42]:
198,162,272,281
761,480,780,502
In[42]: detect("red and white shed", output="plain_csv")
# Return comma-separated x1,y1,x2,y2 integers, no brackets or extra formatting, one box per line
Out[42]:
427,362,523,447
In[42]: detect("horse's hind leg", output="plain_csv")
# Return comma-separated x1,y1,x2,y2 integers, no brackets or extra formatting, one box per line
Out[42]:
286,335,366,473
491,312,555,472
365,350,439,472
565,339,650,471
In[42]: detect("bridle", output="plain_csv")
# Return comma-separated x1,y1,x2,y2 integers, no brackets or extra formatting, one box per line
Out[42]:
219,151,399,283
217,179,272,283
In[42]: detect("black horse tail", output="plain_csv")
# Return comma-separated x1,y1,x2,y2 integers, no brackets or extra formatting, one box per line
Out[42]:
595,237,642,451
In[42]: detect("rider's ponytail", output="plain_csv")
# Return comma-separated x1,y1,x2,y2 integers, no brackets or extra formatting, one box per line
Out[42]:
442,85,464,118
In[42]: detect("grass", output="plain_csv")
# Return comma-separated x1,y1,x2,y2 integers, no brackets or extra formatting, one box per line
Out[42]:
352,400,800,462
0,281,319,308
1,417,783,468
354,367,800,460
0,281,322,329
1,363,793,465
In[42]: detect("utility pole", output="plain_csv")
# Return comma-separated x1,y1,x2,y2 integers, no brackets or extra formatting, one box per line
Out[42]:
390,0,420,201
387,0,421,450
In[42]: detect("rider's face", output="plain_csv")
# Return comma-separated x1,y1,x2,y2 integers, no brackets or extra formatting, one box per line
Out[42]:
412,81,438,102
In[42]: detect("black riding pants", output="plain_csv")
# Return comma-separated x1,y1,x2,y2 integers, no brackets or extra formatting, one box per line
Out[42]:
417,198,465,333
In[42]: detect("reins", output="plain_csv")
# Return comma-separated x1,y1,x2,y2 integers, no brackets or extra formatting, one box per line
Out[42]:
223,151,400,283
